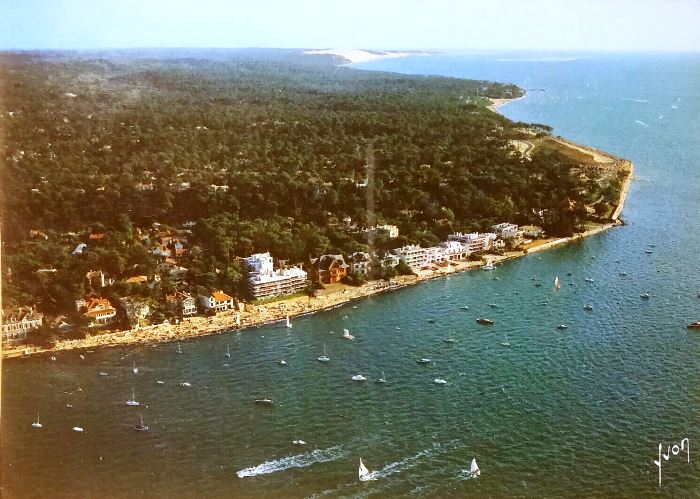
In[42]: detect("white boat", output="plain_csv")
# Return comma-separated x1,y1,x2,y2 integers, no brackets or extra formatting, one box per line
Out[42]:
351,374,367,382
482,258,495,270
134,414,149,432
375,371,387,383
554,276,561,290
99,372,108,376
468,458,481,477
224,345,231,358
176,343,183,354
501,333,511,347
254,398,274,405
342,329,355,340
286,314,292,329
434,378,447,385
50,356,57,361
557,324,568,330
180,382,192,387
79,354,85,360
156,380,165,384
416,358,431,364
443,337,456,343
132,362,138,374
584,304,593,311
126,388,140,406
236,313,241,327
359,458,375,481
585,278,594,283
277,360,287,366
640,293,650,299
293,439,306,445
317,344,330,362
72,426,84,432
32,412,43,428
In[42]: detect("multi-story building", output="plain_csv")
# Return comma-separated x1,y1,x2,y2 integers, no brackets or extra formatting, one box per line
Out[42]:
349,251,372,275
362,224,400,239
309,254,349,284
76,296,117,325
440,240,471,260
1,307,43,344
392,245,430,270
244,252,308,299
492,222,521,239
448,232,497,253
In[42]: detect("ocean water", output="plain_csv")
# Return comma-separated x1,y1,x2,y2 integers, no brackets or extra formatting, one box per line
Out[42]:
2,51,700,498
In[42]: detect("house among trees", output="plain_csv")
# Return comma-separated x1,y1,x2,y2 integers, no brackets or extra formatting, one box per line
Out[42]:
349,251,372,275
1,307,43,344
309,254,349,284
120,297,151,323
76,296,117,326
198,290,235,313
167,291,197,317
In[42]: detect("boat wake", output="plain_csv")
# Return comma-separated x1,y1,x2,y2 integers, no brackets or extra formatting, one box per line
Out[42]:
634,120,649,127
622,97,649,103
237,445,346,478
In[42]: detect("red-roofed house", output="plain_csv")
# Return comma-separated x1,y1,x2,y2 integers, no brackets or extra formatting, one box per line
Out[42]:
76,296,116,325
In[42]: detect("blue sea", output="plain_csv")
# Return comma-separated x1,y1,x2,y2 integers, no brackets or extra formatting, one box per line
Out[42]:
2,51,699,498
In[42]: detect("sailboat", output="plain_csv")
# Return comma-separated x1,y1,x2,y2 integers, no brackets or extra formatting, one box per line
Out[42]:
482,258,495,270
132,362,138,374
501,333,511,347
468,458,481,477
134,414,149,432
224,345,231,358
176,343,183,354
554,276,561,290
286,314,292,329
32,412,43,428
342,328,355,340
317,344,330,362
359,458,376,481
236,313,241,327
375,371,387,383
126,388,140,406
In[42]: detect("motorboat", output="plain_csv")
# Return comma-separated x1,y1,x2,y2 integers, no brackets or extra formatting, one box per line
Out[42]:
375,371,387,383
557,324,568,330
255,398,275,405
351,374,367,382
341,329,355,340
293,440,306,445
476,318,494,325
686,321,700,329
416,358,431,364
584,304,593,311
434,378,447,385
277,360,287,366
180,382,192,387
73,426,84,432
640,293,650,299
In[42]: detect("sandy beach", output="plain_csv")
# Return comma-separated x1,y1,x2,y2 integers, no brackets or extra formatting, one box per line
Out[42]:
1,99,634,360
303,48,426,64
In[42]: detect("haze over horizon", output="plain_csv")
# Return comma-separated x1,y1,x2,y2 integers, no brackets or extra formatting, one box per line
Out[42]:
1,0,699,52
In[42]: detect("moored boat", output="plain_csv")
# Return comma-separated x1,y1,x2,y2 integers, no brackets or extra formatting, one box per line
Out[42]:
255,398,275,405
476,318,494,325
687,321,700,329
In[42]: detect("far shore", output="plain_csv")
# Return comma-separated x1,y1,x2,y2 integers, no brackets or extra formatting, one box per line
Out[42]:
303,48,428,65
1,98,634,361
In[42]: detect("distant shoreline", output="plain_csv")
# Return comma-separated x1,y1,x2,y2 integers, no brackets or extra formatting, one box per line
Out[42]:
303,48,429,65
1,61,634,360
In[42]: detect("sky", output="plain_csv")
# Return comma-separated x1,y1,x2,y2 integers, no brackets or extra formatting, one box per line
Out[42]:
1,0,699,52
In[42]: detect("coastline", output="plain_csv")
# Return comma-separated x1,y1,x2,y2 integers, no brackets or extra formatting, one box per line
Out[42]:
303,48,428,65
1,92,634,361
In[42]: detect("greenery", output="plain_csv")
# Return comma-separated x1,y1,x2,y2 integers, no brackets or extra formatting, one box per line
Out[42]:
1,48,596,315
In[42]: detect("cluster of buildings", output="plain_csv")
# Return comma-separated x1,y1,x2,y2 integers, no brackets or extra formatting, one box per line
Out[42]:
2,220,543,345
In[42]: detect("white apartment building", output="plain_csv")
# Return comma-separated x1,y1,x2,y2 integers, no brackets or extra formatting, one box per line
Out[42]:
244,252,308,299
448,232,497,253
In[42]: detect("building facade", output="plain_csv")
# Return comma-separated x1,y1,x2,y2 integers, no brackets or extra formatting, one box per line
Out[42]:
2,307,43,344
309,254,349,284
244,252,308,299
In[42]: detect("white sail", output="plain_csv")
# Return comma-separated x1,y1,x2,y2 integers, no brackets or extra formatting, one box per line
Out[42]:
469,458,480,476
554,276,561,289
359,458,371,480
286,315,292,328
236,313,241,326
